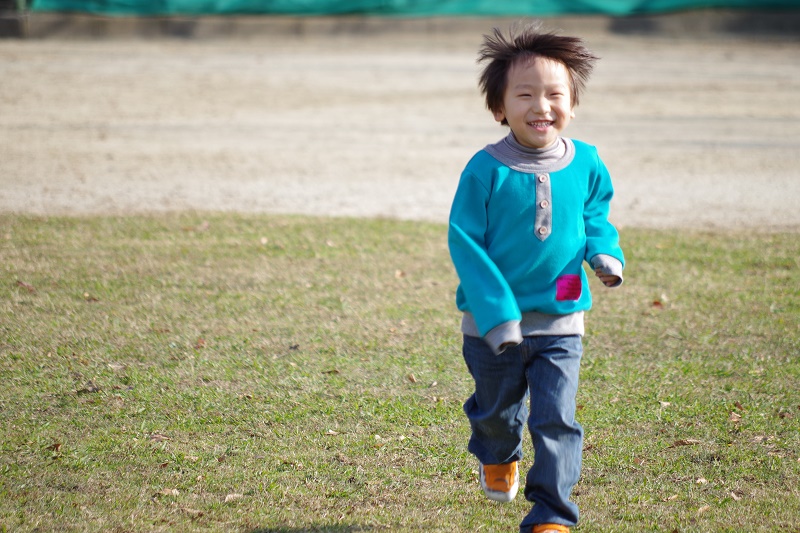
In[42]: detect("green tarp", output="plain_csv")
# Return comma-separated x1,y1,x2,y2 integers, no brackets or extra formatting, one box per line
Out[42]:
29,0,800,16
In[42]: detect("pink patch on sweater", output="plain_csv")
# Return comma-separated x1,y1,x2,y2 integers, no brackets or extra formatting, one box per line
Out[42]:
556,275,582,301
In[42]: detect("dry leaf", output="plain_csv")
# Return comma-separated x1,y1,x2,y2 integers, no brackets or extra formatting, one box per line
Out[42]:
149,434,170,442
407,373,417,383
224,493,244,503
16,280,36,293
325,430,340,436
83,292,99,302
395,269,406,279
665,494,679,501
669,439,702,448
159,462,169,468
181,508,204,518
157,488,179,497
730,491,742,501
76,381,101,394
259,237,269,245
194,338,206,350
336,453,354,465
729,412,742,423
696,477,708,485
697,505,710,514
46,442,62,452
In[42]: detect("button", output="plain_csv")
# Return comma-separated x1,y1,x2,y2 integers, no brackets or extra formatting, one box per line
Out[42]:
538,175,547,183
539,200,549,208
538,227,548,235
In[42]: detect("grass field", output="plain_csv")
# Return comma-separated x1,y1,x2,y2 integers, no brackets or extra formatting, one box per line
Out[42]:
1,213,798,532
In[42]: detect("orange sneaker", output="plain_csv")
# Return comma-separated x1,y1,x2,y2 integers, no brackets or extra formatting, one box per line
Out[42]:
532,524,570,533
479,461,519,502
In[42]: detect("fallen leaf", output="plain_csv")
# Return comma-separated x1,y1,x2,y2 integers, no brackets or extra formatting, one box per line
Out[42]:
325,430,340,436
181,508,204,518
665,494,679,501
322,369,340,375
729,412,742,423
407,373,417,383
778,411,794,419
159,462,169,468
76,381,101,394
149,434,170,442
730,491,743,501
46,442,62,452
83,292,99,302
734,401,745,411
659,401,671,408
336,453,354,465
669,439,702,448
224,493,244,503
259,237,269,245
157,488,179,497
697,505,711,514
651,300,664,309
16,280,36,293
395,269,406,279
194,338,206,350
696,477,708,485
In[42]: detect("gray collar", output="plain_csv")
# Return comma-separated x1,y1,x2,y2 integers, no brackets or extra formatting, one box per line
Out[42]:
484,133,575,174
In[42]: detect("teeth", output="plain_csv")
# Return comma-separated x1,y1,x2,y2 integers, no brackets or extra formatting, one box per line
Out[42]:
530,121,552,127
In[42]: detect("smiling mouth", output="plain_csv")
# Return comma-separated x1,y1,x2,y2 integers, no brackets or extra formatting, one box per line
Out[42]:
529,121,554,129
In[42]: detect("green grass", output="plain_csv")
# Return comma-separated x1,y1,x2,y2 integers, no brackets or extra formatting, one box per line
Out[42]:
1,213,798,532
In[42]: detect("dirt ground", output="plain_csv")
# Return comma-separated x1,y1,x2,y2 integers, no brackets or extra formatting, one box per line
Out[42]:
1,19,799,231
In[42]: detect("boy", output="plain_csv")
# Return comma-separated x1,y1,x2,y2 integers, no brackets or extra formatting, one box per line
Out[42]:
448,22,625,533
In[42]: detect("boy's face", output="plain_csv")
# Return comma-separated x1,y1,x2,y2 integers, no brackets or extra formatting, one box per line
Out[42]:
493,56,575,149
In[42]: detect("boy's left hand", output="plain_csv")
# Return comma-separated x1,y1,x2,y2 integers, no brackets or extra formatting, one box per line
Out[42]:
595,269,621,287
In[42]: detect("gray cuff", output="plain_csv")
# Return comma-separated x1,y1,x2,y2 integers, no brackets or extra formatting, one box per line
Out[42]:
590,254,624,287
484,320,523,355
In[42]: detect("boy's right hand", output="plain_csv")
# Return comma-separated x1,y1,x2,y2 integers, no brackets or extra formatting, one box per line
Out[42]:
595,269,621,287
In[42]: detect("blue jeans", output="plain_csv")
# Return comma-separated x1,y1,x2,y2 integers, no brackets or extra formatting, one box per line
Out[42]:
462,334,584,530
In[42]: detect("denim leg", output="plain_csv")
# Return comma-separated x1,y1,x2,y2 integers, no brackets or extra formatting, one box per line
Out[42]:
519,335,584,530
462,335,528,465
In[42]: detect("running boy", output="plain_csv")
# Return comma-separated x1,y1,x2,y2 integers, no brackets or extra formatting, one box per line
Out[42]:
448,22,625,533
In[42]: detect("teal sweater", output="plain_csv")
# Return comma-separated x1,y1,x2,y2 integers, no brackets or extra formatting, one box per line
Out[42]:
448,135,624,351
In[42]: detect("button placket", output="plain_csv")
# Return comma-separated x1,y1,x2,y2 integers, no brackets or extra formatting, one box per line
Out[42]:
534,173,552,241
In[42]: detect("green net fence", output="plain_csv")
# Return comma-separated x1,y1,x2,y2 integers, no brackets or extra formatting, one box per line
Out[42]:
25,0,800,16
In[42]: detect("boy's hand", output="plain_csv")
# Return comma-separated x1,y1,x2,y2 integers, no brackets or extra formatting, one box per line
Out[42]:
595,269,621,287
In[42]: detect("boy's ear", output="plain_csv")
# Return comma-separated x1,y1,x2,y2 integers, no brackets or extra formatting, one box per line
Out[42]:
493,108,506,123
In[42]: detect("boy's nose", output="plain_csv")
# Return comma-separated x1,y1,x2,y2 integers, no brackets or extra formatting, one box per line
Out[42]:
531,97,550,113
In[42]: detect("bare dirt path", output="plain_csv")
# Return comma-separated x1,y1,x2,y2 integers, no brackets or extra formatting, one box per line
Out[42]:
2,22,799,230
